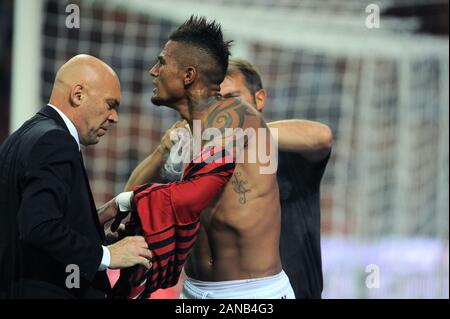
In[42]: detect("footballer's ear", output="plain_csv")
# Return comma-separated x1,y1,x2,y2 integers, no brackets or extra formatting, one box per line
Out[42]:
184,66,197,86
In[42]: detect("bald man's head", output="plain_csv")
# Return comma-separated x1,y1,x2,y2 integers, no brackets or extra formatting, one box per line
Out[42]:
52,54,118,92
49,54,121,146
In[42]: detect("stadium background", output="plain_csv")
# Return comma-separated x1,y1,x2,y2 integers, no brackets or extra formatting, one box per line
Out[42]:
0,0,448,298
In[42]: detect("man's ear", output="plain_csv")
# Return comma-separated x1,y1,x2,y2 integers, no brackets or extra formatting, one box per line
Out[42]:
254,89,267,112
69,84,83,107
184,66,197,86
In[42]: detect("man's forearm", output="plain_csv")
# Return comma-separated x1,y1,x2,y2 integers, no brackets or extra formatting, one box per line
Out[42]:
124,146,166,191
268,119,332,162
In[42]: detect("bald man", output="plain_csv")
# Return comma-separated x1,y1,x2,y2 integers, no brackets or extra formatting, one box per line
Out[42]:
0,55,152,298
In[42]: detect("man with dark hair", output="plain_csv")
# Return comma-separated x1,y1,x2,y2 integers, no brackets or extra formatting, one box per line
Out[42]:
221,58,332,298
149,16,232,113
116,16,294,299
127,57,332,299
167,16,230,86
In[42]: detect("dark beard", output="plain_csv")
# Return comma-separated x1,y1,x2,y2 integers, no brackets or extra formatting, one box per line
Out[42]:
151,95,163,106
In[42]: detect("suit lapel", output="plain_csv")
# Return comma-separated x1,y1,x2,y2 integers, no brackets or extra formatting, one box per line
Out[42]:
37,105,70,133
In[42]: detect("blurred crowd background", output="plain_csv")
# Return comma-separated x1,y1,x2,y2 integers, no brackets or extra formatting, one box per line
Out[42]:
0,0,448,298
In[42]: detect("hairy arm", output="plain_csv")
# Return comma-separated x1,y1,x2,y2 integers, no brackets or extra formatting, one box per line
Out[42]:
267,119,332,162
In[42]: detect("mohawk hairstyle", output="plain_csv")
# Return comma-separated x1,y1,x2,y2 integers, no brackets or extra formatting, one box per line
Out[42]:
169,15,232,83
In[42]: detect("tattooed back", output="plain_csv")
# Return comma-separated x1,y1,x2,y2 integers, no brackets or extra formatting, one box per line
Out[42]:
185,97,282,281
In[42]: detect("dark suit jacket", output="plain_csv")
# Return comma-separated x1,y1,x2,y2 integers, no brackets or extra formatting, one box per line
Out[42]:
0,105,110,298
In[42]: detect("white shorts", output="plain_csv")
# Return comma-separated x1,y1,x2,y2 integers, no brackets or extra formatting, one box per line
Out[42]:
180,270,295,299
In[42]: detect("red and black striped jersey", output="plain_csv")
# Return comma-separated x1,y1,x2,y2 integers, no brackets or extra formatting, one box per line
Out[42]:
110,145,235,299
